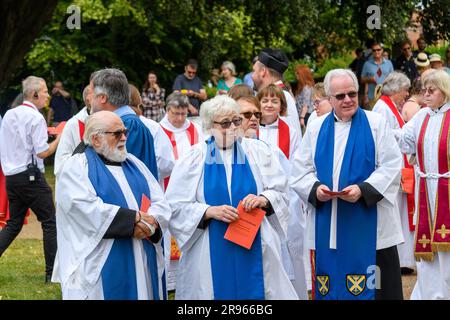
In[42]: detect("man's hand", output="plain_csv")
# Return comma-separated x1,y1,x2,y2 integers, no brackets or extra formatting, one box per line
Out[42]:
133,211,158,239
338,185,362,203
316,184,335,202
205,205,239,223
241,194,268,212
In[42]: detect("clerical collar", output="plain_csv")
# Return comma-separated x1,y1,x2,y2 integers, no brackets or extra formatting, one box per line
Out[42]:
260,118,278,127
98,153,123,166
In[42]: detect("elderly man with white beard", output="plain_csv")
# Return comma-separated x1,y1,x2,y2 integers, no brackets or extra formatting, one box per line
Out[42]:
52,111,171,300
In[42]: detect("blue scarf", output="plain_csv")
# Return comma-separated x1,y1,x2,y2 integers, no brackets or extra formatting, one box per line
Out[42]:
85,147,161,300
314,108,377,300
115,106,159,180
203,137,265,299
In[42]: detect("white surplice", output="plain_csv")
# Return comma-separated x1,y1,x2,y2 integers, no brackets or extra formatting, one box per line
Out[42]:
274,80,302,136
290,110,404,251
54,106,89,179
399,103,450,300
139,116,175,182
159,115,203,291
258,119,308,299
52,152,171,300
165,138,298,300
373,98,415,268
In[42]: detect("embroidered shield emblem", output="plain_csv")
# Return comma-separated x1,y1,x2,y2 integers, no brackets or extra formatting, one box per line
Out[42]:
316,275,330,296
346,275,366,296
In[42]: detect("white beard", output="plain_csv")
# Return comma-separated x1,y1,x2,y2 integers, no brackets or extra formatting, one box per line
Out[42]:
98,140,128,162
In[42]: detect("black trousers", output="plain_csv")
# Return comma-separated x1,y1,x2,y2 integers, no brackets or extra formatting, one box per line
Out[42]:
376,245,403,300
0,170,57,276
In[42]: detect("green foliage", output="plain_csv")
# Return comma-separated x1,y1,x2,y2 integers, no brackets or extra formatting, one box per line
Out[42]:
6,0,448,105
314,54,355,79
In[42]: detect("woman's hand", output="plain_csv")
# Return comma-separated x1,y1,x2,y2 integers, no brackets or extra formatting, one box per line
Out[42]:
241,194,269,212
205,205,239,223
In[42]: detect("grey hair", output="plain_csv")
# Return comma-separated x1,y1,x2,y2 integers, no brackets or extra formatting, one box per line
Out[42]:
92,68,130,107
200,95,241,132
83,112,111,145
22,76,45,99
165,92,189,110
381,72,411,95
82,85,90,106
323,69,359,96
222,61,236,75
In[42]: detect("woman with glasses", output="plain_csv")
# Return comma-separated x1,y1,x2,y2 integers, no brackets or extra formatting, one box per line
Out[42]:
372,72,416,275
165,95,298,299
235,95,261,138
307,82,333,125
257,84,308,299
399,70,450,300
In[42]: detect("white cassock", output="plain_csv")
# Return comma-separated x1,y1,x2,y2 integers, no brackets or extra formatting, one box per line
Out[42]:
139,116,175,184
258,118,309,299
52,152,171,300
159,115,203,291
274,80,302,135
399,103,450,300
165,138,298,300
54,106,89,179
373,98,415,268
291,110,404,253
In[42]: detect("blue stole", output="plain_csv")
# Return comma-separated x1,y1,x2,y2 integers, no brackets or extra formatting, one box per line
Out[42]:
85,147,161,300
115,106,159,180
203,137,265,299
314,108,377,300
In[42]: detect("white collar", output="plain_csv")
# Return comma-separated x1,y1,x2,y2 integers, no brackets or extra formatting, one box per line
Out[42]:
427,102,450,116
22,100,38,111
260,118,279,128
160,114,191,132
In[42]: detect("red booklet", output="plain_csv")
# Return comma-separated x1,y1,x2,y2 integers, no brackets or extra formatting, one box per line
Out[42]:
47,121,66,136
224,201,265,250
140,194,151,212
323,189,350,196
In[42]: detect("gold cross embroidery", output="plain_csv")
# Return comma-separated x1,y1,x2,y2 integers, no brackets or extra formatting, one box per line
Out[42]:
418,234,431,248
348,276,364,293
437,224,450,239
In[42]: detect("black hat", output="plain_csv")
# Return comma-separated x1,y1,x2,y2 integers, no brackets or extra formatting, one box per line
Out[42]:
257,48,289,74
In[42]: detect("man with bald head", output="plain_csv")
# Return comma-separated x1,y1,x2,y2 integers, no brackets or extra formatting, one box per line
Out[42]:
291,69,404,300
52,111,171,300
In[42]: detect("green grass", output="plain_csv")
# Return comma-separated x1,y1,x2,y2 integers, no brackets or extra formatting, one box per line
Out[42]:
0,239,61,300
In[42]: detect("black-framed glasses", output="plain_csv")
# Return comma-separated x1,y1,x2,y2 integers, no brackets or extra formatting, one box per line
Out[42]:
331,91,358,101
213,118,242,129
101,128,128,139
241,111,262,119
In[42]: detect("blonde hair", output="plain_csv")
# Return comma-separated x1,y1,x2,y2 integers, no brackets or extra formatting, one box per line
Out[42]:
422,69,450,102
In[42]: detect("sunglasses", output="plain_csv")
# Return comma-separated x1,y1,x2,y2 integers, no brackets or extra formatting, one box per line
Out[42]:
331,91,358,100
373,48,383,52
214,118,242,129
241,111,262,119
101,128,128,139
420,87,437,95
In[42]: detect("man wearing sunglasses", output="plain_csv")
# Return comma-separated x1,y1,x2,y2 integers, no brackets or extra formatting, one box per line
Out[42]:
394,39,419,83
291,69,404,300
361,42,394,109
172,59,207,116
53,111,171,299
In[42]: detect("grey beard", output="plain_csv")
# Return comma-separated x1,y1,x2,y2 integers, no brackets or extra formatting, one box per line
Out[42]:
98,140,128,162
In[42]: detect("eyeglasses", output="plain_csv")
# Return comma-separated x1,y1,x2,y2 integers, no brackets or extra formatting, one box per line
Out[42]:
402,47,411,51
420,87,437,95
313,98,329,106
169,109,188,117
240,111,262,119
373,48,383,52
331,91,358,100
101,128,128,139
213,118,242,129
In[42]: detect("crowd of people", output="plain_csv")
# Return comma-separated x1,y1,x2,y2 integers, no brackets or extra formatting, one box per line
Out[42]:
0,40,449,300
